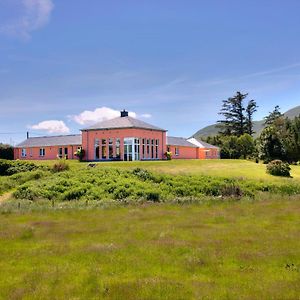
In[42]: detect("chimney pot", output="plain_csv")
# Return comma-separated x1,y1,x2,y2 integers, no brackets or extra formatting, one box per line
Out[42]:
120,110,128,117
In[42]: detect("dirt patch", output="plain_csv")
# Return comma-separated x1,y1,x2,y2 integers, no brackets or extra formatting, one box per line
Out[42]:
0,192,12,204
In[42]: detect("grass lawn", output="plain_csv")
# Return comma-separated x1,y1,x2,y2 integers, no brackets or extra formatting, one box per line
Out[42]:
35,159,300,183
1,159,300,299
0,198,299,299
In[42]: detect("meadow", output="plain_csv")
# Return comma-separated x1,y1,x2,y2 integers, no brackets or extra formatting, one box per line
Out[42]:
0,159,300,299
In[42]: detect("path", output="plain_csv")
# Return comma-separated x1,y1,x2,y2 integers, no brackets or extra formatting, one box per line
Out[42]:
0,192,12,204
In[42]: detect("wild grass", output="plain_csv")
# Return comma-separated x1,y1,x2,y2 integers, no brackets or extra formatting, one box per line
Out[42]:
0,197,299,299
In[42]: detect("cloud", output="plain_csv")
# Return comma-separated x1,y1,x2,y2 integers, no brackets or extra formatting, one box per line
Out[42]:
29,120,70,133
70,107,137,126
140,113,152,118
0,0,54,39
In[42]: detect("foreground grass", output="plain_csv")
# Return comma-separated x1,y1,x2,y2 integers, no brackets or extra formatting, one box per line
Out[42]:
0,198,299,299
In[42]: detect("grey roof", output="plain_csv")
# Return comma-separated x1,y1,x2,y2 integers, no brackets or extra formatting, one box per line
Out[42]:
167,136,198,148
187,137,220,149
198,140,219,149
82,116,166,132
16,134,82,148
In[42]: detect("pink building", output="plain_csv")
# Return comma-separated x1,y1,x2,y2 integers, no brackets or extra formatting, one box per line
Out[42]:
14,110,219,161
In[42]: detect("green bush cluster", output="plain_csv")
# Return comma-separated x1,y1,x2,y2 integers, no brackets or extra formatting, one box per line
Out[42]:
0,159,45,176
266,160,291,177
12,167,300,202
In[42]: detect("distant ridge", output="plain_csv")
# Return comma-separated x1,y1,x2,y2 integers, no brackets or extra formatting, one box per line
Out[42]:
192,105,300,139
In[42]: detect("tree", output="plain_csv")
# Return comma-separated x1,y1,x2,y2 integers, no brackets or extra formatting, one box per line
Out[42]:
217,92,257,137
264,105,283,126
245,99,258,136
0,143,14,160
258,126,286,163
237,134,255,159
282,116,300,163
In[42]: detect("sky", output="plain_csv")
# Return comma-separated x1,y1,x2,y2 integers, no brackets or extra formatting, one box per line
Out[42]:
1,0,300,145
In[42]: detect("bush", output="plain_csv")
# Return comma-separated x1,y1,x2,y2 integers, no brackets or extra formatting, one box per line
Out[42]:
0,144,13,160
164,151,172,160
52,161,70,173
0,159,40,176
132,168,153,181
266,160,291,177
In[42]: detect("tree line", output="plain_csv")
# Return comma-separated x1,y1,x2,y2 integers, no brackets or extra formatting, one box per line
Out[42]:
205,92,300,163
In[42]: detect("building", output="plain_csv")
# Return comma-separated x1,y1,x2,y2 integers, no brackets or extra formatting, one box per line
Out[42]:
14,110,219,161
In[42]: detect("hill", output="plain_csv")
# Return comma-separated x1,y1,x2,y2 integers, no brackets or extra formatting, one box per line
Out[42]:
193,105,300,139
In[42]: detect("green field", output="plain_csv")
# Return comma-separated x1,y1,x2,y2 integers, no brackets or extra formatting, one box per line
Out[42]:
0,159,300,299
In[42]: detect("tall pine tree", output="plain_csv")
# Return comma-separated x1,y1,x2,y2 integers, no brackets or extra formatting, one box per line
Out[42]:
218,92,257,137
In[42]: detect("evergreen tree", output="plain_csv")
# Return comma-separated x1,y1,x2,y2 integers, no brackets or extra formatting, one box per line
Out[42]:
258,126,286,162
264,105,283,126
218,92,256,137
245,99,258,136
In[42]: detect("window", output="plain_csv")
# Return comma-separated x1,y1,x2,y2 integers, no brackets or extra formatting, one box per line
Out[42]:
116,138,121,159
151,139,155,159
142,139,146,159
64,147,68,159
175,147,179,156
39,148,45,157
101,139,107,159
167,145,170,152
155,139,159,159
21,148,27,157
147,139,150,158
95,139,100,159
134,138,140,160
109,138,114,159
29,148,33,157
58,147,63,159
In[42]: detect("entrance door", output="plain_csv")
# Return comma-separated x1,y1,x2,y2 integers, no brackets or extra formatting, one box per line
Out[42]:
124,138,134,161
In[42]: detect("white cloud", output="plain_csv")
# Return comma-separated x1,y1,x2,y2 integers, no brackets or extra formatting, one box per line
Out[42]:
29,120,70,133
71,107,137,126
140,113,152,118
0,0,54,39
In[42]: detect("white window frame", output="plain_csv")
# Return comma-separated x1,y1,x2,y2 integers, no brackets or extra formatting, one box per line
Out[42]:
21,148,27,157
39,148,45,157
175,147,179,156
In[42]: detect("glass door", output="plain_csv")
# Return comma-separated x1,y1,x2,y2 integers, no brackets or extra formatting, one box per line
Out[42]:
124,138,134,161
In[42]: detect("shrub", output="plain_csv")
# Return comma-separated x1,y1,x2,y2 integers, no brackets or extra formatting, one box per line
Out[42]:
145,191,160,202
52,161,70,173
221,184,243,198
164,151,172,160
0,159,40,176
74,148,85,162
266,160,291,177
132,168,153,181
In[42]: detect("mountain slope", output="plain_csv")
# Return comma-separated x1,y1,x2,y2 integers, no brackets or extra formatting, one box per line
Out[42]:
193,105,300,139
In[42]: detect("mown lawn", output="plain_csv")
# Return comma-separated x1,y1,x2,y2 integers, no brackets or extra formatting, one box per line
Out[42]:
35,159,300,183
0,197,299,299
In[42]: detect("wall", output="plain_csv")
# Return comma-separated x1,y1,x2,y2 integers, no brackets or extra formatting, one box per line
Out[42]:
197,148,220,159
82,128,167,161
167,145,197,159
14,145,81,160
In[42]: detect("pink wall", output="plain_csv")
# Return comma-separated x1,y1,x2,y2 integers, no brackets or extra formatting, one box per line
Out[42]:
197,148,220,159
14,145,81,160
82,128,167,161
167,145,198,159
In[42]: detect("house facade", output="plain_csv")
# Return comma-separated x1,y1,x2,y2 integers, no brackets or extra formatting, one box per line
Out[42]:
14,110,219,161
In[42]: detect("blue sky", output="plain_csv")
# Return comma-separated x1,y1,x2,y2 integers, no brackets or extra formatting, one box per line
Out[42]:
1,0,300,145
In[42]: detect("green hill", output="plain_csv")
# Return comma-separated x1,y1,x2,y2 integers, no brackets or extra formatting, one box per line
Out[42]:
193,105,300,139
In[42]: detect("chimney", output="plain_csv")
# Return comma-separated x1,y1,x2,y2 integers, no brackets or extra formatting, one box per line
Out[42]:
26,131,29,139
120,109,128,117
